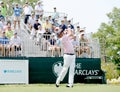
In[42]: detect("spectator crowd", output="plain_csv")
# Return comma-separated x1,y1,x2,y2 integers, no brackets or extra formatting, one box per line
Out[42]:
0,1,92,58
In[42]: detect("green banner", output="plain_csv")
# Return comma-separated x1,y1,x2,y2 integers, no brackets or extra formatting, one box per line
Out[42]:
29,57,103,83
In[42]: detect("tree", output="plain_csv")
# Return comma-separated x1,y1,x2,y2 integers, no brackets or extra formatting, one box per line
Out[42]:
93,7,120,64
1,0,43,15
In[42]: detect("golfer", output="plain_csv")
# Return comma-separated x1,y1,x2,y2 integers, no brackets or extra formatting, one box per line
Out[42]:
56,29,75,88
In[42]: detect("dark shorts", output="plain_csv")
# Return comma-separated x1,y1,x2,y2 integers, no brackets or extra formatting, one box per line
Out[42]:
10,46,21,51
24,15,30,24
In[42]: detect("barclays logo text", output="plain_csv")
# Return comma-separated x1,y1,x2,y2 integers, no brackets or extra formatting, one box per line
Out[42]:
4,70,22,73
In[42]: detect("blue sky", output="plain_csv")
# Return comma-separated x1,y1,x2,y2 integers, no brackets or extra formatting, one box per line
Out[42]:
43,0,120,33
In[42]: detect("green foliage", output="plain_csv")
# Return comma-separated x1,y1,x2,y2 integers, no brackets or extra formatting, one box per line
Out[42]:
101,62,119,80
1,0,43,15
93,7,120,64
112,56,120,65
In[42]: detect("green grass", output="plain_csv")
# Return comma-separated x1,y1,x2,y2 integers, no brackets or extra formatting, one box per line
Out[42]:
0,84,120,92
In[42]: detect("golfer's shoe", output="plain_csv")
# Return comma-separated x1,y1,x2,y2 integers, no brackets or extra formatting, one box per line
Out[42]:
66,85,73,88
56,84,59,87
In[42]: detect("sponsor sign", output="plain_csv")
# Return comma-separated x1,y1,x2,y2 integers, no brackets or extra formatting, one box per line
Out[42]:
52,62,100,77
52,61,63,77
0,59,29,84
75,63,100,75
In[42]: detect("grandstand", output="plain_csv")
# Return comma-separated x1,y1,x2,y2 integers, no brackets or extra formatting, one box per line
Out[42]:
0,0,101,58
0,13,100,58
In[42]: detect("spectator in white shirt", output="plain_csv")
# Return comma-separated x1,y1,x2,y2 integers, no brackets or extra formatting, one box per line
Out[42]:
75,26,81,41
35,1,44,19
52,7,59,22
9,31,22,56
36,25,45,45
38,15,44,26
23,2,33,24
28,13,36,30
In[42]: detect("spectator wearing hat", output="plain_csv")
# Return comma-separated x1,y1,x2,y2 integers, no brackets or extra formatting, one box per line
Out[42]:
35,1,44,19
54,27,61,35
0,31,9,56
13,3,21,30
9,32,22,56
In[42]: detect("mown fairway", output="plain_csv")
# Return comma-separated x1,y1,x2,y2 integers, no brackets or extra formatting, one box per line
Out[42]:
0,84,120,92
